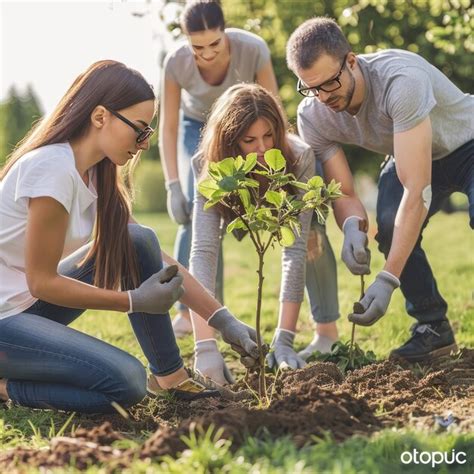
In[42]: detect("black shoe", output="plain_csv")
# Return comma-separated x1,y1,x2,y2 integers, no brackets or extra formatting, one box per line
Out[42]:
390,320,457,363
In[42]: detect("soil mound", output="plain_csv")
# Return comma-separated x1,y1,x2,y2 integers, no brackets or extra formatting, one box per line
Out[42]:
1,349,472,471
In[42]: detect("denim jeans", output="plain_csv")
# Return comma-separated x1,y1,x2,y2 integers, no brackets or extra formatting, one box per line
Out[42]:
375,139,474,323
305,160,339,323
175,115,224,310
0,224,183,413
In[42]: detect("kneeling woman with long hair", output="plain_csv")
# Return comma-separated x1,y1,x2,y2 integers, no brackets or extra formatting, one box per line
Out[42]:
0,61,258,413
189,84,340,385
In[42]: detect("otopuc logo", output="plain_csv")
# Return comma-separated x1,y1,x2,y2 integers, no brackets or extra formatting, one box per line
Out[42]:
400,449,467,468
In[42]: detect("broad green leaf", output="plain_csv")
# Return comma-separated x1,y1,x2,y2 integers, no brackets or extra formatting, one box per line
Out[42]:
198,178,219,199
238,188,251,211
303,190,318,201
290,181,308,191
264,148,286,171
218,157,236,176
218,176,238,192
243,153,258,173
203,199,220,210
279,226,295,247
226,217,246,233
264,190,283,207
243,178,260,188
235,155,244,170
307,175,324,188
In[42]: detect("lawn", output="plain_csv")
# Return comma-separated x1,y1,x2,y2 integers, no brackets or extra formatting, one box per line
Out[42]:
0,210,473,473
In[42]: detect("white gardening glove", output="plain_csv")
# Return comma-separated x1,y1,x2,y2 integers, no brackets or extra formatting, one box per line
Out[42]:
194,339,235,386
341,216,371,275
348,271,400,326
166,179,191,225
298,334,337,361
266,329,306,370
128,265,184,314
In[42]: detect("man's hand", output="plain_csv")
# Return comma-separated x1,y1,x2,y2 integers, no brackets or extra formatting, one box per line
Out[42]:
194,339,235,386
341,216,371,275
166,179,191,225
348,271,400,326
266,329,306,370
207,307,259,363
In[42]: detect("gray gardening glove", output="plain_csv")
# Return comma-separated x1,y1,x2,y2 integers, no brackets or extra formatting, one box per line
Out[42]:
207,307,259,363
348,271,400,326
266,329,306,370
128,265,184,314
194,339,235,386
166,179,191,225
341,216,371,275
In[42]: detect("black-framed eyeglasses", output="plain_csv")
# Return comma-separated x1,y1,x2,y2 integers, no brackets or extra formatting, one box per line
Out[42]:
297,53,349,97
106,108,155,144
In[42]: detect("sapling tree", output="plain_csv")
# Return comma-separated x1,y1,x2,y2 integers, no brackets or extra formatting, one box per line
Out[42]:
198,149,342,400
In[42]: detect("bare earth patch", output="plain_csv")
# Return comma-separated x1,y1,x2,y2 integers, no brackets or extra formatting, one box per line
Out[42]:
1,349,472,471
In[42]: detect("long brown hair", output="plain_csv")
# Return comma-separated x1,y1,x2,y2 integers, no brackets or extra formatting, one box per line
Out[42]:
0,60,155,291
198,83,296,222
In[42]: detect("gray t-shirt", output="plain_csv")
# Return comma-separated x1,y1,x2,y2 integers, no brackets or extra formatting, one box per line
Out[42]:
189,134,314,303
297,49,474,163
164,28,271,122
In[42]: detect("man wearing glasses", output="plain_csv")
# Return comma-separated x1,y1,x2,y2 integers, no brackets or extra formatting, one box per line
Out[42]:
286,17,473,362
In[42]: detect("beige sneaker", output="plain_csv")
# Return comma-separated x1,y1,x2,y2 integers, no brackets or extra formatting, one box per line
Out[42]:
146,371,220,401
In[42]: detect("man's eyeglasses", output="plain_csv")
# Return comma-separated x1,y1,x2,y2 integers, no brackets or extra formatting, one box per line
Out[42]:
106,108,155,144
297,53,348,97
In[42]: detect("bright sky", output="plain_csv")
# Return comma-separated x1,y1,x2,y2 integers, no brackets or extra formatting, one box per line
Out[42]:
0,0,178,114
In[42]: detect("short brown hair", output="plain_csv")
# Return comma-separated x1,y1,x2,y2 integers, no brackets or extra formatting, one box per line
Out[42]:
287,17,350,71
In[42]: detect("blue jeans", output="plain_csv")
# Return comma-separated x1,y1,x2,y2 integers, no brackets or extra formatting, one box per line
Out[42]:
0,224,183,413
375,139,474,323
305,160,339,323
175,115,224,310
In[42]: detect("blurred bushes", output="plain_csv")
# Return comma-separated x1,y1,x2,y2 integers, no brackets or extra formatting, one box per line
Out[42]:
132,159,167,213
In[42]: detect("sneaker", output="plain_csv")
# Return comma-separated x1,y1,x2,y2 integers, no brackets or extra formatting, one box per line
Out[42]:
146,370,220,401
298,334,337,361
390,320,457,363
172,314,193,338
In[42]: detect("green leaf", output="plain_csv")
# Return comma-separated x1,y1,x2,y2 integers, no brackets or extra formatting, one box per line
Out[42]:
264,149,286,171
279,226,295,247
218,176,238,192
307,175,324,188
264,190,283,208
226,217,246,233
203,199,220,210
218,157,236,176
243,153,257,173
243,178,260,188
235,155,244,170
303,190,318,201
198,178,219,199
290,181,308,191
238,188,251,211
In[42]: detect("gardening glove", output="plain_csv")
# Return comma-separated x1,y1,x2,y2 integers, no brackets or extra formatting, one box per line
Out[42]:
128,265,184,314
341,216,371,275
194,339,235,386
207,307,259,364
166,179,191,225
266,329,306,370
348,271,400,326
298,334,337,361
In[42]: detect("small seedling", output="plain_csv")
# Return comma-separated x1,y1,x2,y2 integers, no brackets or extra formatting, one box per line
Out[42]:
198,149,342,400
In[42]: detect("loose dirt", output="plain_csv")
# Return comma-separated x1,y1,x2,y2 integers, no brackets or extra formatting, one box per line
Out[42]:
1,349,472,472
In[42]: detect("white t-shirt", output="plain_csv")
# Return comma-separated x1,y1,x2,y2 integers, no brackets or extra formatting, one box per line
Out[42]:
164,28,271,122
0,142,97,319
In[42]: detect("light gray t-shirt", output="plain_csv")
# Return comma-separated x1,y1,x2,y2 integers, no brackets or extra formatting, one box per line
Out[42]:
189,134,314,303
297,49,474,163
164,28,271,122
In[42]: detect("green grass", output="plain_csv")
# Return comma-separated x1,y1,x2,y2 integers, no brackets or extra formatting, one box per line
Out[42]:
1,211,473,472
